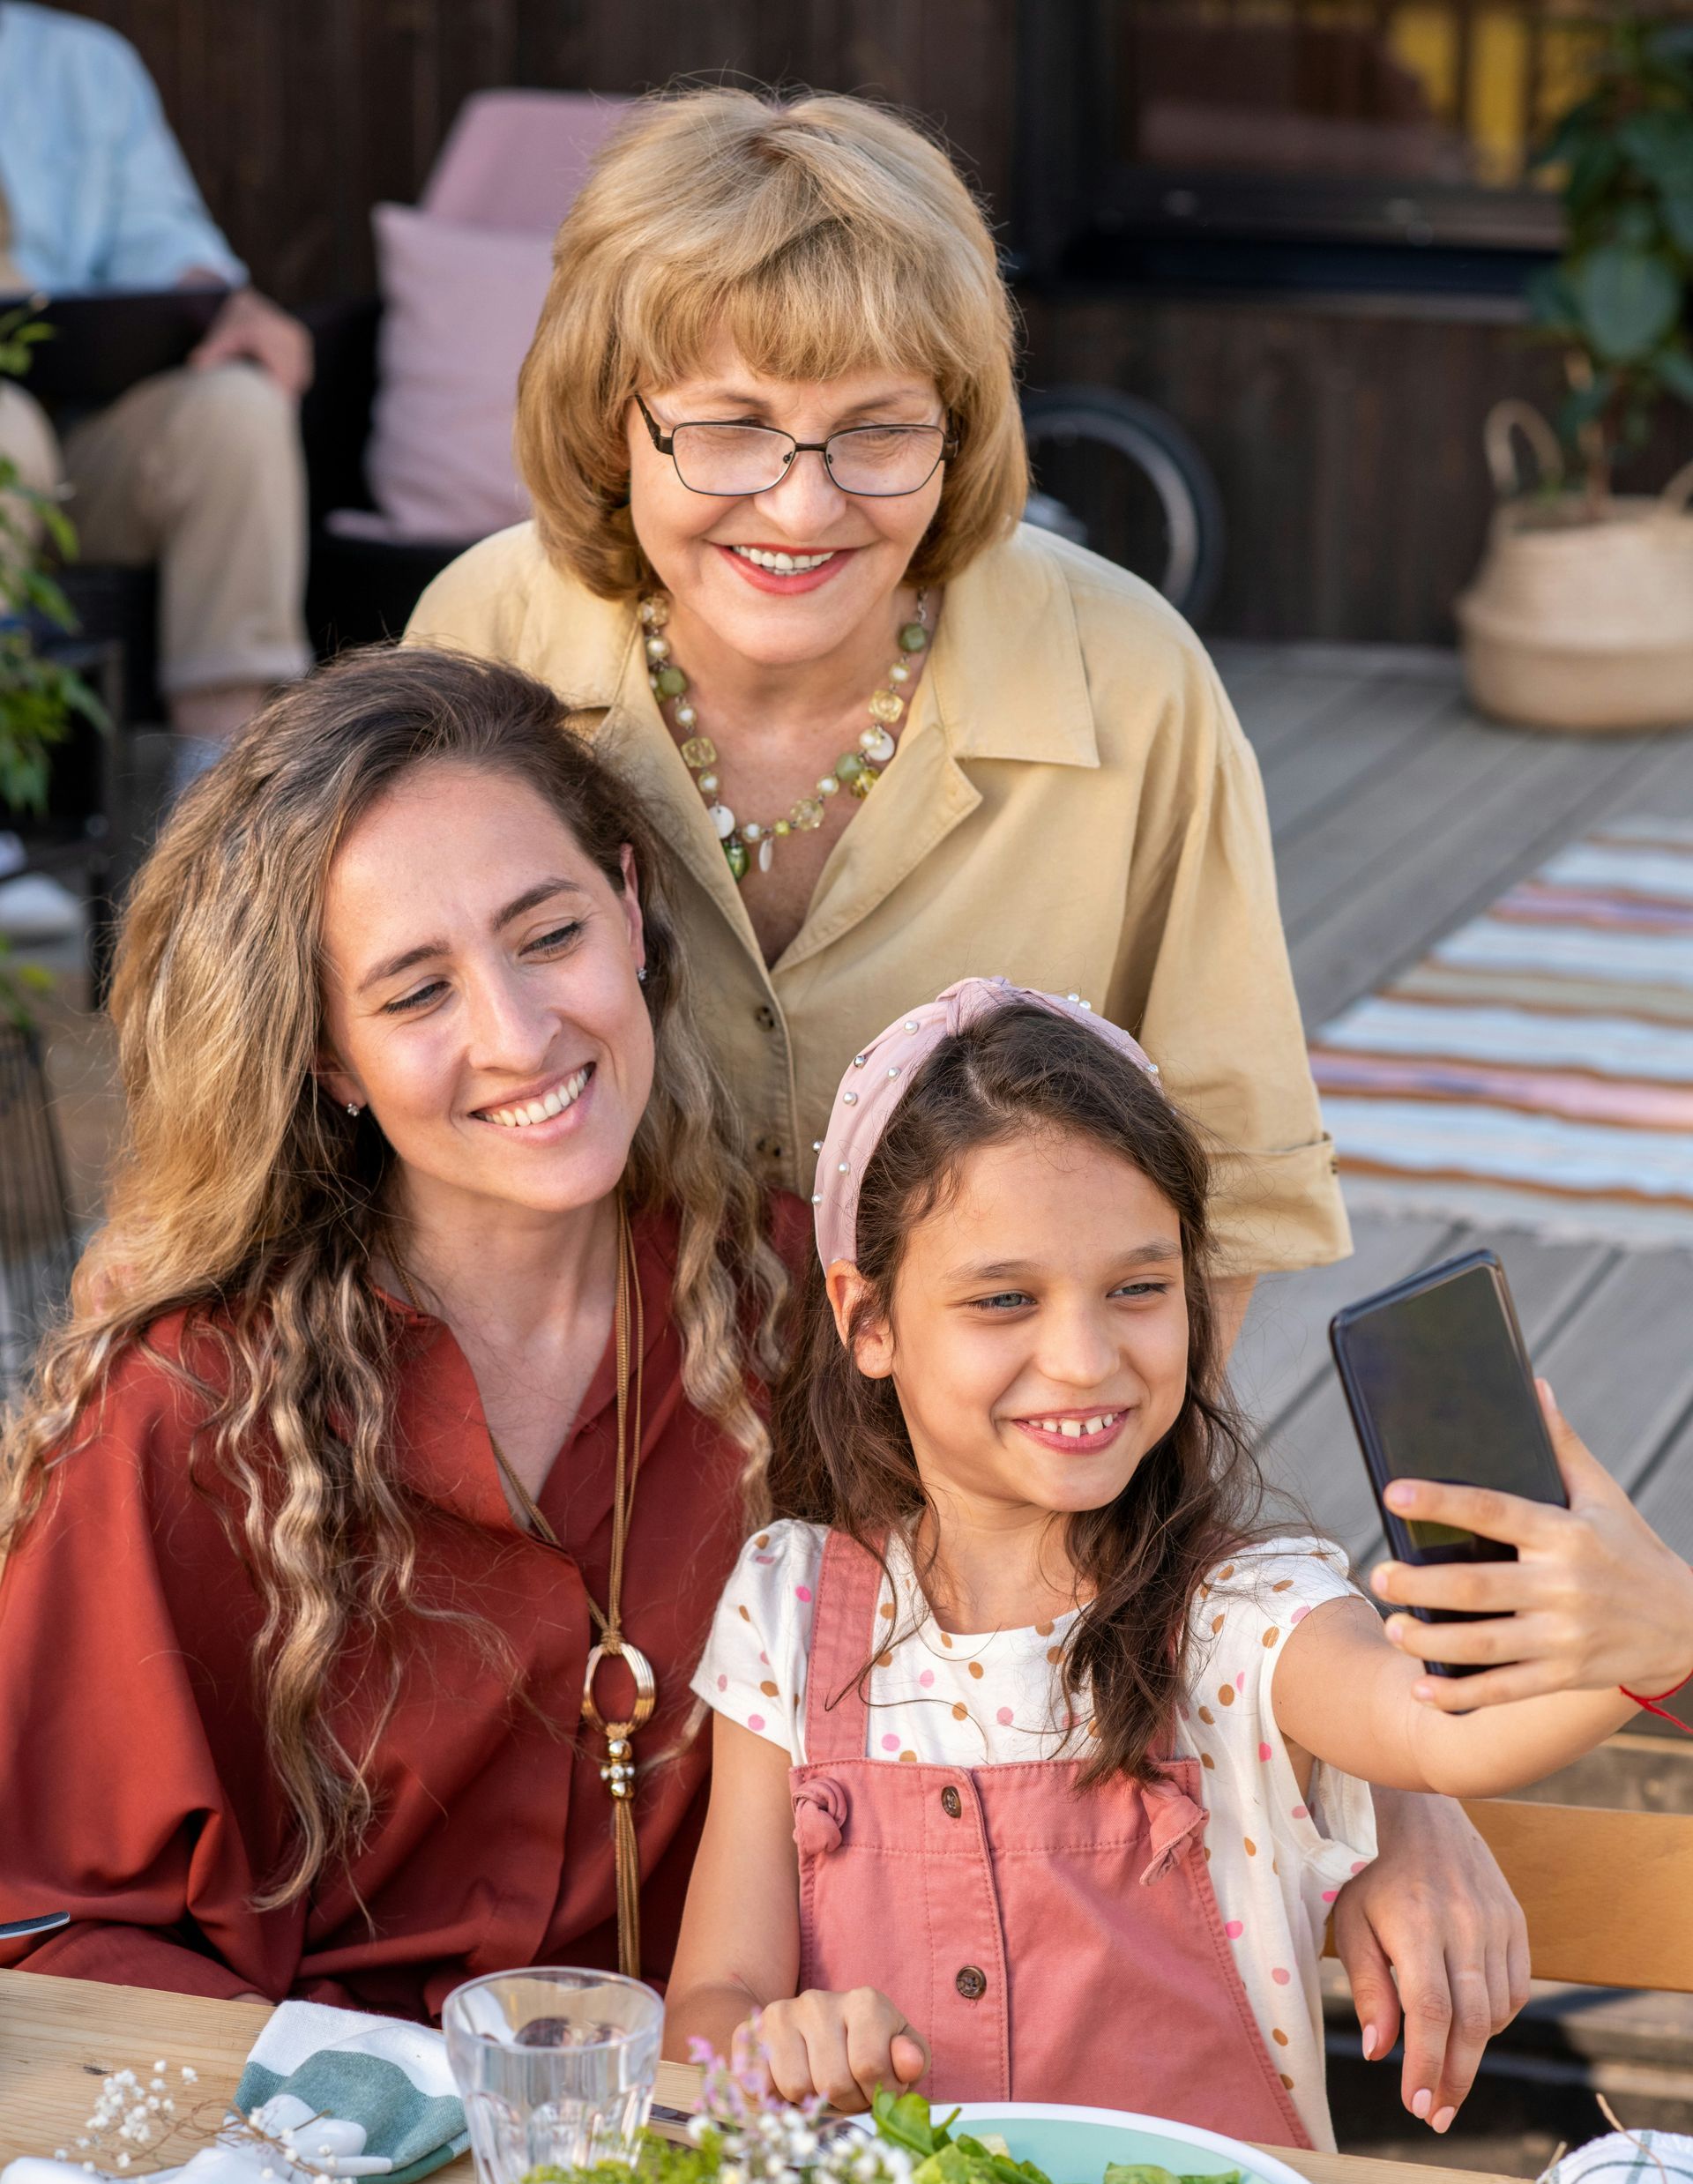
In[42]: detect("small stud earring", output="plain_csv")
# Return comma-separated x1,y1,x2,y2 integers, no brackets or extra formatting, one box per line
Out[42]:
638,965,648,984
346,1100,362,1117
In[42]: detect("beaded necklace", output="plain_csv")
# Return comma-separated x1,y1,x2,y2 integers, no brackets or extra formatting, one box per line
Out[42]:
641,590,930,882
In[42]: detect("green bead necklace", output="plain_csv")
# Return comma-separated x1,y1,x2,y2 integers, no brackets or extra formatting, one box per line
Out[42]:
641,591,929,883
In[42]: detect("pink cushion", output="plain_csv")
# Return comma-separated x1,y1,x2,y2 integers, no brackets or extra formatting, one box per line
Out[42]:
421,90,630,232
365,201,554,544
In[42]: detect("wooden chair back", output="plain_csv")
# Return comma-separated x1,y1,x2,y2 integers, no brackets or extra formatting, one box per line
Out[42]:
1457,1796,1693,1992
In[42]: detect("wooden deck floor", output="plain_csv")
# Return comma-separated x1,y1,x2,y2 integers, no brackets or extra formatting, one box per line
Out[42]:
1215,642,1693,1577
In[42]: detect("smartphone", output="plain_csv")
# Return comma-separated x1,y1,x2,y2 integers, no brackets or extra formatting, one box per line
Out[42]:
1330,1248,1568,1678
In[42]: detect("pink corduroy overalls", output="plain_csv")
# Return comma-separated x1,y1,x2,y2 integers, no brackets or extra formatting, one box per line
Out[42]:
788,1533,1313,2145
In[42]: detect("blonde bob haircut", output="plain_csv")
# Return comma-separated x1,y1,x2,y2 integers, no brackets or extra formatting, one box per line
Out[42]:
516,86,1028,599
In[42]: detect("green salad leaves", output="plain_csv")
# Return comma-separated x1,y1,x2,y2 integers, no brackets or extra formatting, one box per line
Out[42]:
1103,2167,1244,2184
869,2091,1242,2184
871,2090,1046,2184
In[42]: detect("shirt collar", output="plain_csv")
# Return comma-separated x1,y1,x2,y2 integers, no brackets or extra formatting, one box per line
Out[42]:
928,526,1100,768
533,525,1100,771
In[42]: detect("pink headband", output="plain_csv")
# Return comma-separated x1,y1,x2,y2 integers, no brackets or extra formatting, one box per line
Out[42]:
812,976,1161,1268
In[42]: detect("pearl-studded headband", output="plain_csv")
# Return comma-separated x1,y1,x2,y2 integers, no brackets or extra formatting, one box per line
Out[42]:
811,976,1162,1270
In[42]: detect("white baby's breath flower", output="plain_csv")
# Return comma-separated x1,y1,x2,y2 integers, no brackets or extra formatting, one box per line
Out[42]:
116,2155,131,2168
53,2148,67,2160
181,2067,198,2084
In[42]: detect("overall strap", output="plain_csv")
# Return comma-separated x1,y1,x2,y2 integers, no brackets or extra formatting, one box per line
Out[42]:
802,1530,886,1765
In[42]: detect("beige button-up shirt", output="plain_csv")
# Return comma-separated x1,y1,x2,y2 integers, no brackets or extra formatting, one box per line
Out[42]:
406,521,1349,1277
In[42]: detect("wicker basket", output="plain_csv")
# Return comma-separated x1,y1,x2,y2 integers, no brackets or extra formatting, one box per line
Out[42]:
1457,400,1693,733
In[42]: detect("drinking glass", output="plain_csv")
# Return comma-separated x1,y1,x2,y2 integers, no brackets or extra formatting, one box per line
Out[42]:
444,1967,664,2184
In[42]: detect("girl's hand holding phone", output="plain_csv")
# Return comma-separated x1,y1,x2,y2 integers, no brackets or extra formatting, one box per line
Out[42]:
1370,1383,1693,1711
734,1990,929,2113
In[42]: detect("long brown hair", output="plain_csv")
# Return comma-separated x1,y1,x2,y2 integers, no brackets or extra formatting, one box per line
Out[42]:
1,645,787,1904
768,1003,1263,1787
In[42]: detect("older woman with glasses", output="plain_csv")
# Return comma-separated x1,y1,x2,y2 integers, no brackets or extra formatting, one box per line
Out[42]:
408,85,1530,2128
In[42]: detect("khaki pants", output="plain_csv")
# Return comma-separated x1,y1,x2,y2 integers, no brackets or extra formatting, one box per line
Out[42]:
0,364,310,698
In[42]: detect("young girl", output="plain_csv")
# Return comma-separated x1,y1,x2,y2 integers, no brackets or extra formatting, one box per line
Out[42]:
664,978,1634,2150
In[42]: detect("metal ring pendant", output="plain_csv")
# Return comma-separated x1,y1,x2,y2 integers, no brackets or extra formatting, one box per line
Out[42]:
581,1636,657,1735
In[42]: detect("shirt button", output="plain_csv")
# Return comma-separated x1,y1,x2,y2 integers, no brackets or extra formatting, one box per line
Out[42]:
941,1785,962,1819
955,1964,988,2001
753,1003,778,1032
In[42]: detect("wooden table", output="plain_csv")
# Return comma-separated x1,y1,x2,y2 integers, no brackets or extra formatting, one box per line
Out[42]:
0,1972,1512,2184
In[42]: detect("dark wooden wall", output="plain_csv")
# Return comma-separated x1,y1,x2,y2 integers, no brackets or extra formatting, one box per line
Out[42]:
63,0,1017,306
55,1,1693,641
1022,291,1693,642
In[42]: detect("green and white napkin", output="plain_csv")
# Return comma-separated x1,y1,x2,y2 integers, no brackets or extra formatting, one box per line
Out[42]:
2,1998,469,2184
235,2001,470,2182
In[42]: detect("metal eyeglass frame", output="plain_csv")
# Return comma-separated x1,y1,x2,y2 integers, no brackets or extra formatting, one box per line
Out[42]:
634,391,957,499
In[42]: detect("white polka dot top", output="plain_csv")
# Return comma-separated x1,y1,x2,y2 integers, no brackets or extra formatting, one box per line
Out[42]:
693,1521,1376,2150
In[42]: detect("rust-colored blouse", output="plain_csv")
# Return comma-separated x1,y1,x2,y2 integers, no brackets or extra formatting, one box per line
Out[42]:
0,1206,762,2019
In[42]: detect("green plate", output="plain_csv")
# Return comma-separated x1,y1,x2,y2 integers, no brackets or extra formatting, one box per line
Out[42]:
943,2102,1310,2184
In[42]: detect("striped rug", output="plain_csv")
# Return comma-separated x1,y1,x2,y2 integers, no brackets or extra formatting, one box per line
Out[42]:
1308,816,1693,1247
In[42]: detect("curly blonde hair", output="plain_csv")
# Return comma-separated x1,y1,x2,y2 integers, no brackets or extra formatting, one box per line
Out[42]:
516,85,1028,598
0,645,787,1907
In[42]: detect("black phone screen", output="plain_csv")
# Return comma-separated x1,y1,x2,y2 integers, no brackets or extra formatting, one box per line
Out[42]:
1339,1262,1564,1557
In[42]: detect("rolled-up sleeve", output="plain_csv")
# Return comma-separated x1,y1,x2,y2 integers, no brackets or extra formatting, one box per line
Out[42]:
1116,659,1351,1278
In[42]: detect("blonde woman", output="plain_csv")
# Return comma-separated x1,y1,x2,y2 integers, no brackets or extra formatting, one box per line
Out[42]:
409,85,1530,2128
0,646,787,2013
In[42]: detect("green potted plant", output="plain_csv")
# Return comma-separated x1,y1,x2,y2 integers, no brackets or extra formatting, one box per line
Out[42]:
0,300,108,1020
1456,16,1693,731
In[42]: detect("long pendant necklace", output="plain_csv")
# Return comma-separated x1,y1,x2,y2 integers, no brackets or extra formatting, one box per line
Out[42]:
640,590,930,883
396,1202,653,1979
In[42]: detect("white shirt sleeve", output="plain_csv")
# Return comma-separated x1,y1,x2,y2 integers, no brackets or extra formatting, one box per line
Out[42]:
1188,1537,1378,1917
690,1519,827,1763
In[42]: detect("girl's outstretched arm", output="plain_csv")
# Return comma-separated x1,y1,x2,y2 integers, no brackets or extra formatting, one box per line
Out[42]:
663,1714,805,2063
1272,1587,1635,1800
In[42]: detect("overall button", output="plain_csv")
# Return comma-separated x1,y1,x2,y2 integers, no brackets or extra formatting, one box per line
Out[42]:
753,1003,778,1032
940,1785,962,1819
755,1136,786,1161
954,1965,987,2001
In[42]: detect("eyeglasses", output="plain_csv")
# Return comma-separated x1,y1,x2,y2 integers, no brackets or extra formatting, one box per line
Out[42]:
635,391,956,499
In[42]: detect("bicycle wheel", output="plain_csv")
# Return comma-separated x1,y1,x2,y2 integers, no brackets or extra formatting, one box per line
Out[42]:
1021,385,1226,626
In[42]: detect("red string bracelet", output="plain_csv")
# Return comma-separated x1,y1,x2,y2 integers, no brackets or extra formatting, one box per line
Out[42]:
1621,1666,1693,1732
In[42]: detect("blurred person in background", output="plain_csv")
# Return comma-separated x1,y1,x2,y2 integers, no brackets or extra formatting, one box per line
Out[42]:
0,0,313,840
